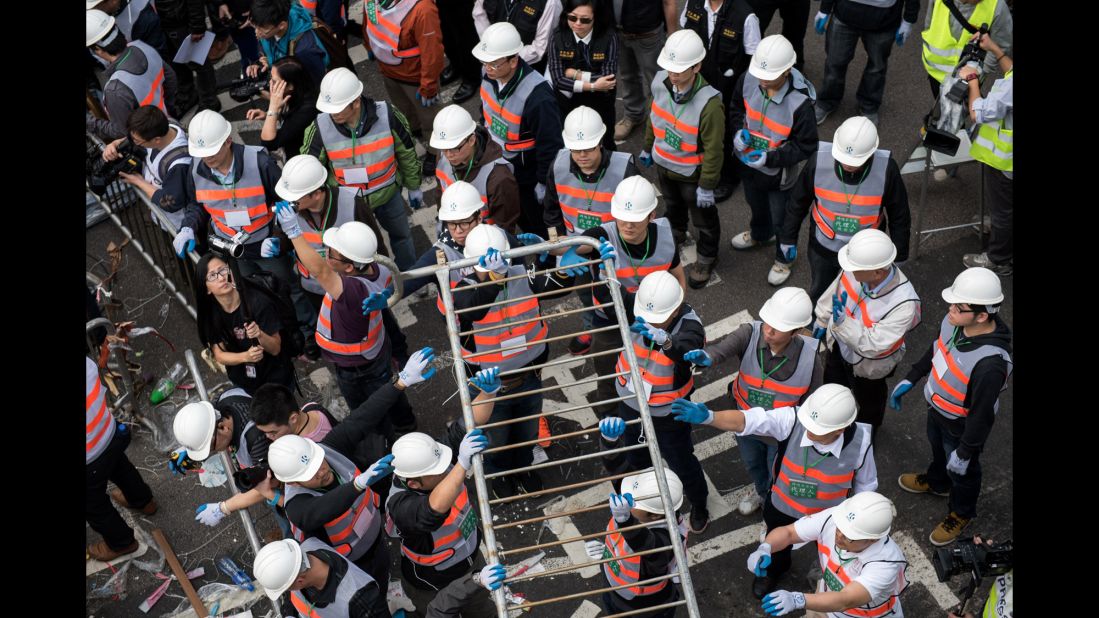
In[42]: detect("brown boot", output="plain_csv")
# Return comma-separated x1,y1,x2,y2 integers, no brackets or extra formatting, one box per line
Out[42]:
688,261,717,289
110,488,159,515
87,539,139,562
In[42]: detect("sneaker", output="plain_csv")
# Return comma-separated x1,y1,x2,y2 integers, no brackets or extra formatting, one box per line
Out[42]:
515,470,544,493
537,416,553,448
451,81,478,104
815,105,834,125
767,260,792,286
614,117,641,141
730,231,775,250
87,539,140,562
962,252,1013,276
689,506,710,534
929,512,971,546
861,111,879,127
109,489,159,516
568,334,593,356
897,473,950,496
688,261,716,289
738,492,763,516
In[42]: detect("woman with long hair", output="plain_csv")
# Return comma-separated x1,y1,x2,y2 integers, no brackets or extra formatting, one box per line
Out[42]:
246,56,320,157
547,0,619,151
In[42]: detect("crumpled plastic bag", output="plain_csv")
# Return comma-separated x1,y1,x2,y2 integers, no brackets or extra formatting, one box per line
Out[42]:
163,582,266,618
88,525,164,600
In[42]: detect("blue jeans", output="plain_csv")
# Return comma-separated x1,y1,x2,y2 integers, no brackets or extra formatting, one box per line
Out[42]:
924,409,982,519
818,16,896,114
474,371,543,474
372,191,417,271
741,174,793,263
738,434,778,498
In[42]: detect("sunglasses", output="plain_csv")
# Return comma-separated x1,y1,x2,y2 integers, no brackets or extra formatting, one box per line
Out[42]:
567,14,594,24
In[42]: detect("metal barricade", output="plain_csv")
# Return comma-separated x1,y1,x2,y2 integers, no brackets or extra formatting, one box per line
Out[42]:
395,235,702,618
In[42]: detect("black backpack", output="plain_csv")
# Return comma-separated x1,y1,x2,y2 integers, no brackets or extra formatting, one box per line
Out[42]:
290,17,354,72
243,271,305,358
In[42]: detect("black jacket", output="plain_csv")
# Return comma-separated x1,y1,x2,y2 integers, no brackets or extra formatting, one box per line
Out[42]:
683,0,753,94
821,0,920,32
480,59,564,185
727,70,819,186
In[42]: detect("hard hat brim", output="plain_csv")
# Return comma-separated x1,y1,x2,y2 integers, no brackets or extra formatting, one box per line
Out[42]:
834,508,889,541
758,304,812,333
562,127,606,151
394,443,453,478
797,405,841,435
322,228,376,265
837,243,896,273
622,472,685,514
635,303,678,325
941,285,1003,306
316,82,363,114
611,204,654,222
657,55,702,74
832,143,875,167
184,401,218,461
472,43,522,63
748,61,793,82
430,126,476,150
275,178,325,203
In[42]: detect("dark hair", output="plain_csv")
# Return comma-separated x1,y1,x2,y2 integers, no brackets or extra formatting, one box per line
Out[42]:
195,253,264,351
96,28,128,56
250,0,290,27
249,383,300,426
127,105,169,141
272,56,317,112
560,0,614,38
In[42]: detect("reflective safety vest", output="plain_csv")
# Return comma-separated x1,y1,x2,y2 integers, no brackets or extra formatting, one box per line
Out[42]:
811,144,890,253
295,187,357,295
299,0,347,19
433,241,476,315
315,268,393,362
318,102,398,196
290,537,378,618
602,516,688,600
834,271,921,367
86,357,115,464
435,156,514,227
815,521,908,618
732,322,818,410
770,421,871,518
649,70,720,177
364,0,422,66
107,41,167,116
969,71,1013,173
594,218,676,322
285,445,383,561
982,571,1012,618
143,124,190,231
193,145,274,242
386,483,479,571
922,315,1013,420
481,70,542,154
921,0,998,83
615,308,702,415
553,150,629,235
741,72,810,176
459,264,549,371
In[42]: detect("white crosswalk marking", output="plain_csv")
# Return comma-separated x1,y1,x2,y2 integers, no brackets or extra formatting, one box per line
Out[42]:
892,531,961,610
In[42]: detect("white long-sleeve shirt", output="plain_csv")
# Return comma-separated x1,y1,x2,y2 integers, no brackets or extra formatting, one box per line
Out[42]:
678,0,761,54
473,0,564,66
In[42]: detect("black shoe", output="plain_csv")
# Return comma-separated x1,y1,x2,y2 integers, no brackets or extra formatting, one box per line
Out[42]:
440,65,458,86
713,182,734,203
672,229,688,247
451,82,478,104
422,153,437,178
689,506,710,534
752,574,777,599
174,92,198,116
199,97,222,113
303,338,321,361
687,261,716,290
491,476,519,500
568,334,593,355
515,470,544,494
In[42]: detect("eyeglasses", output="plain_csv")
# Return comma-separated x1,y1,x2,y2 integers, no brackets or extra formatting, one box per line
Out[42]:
481,57,513,71
206,266,231,282
444,216,479,232
567,14,594,24
948,303,978,314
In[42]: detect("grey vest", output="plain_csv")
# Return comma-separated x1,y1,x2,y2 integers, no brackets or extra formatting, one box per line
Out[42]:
435,155,514,226
109,40,167,115
145,124,190,230
291,537,378,617
732,322,818,410
812,144,890,253
595,218,676,322
650,71,721,177
616,308,702,416
192,145,273,243
740,73,811,176
295,187,357,295
922,314,1013,420
553,150,630,235
459,263,548,372
770,421,872,519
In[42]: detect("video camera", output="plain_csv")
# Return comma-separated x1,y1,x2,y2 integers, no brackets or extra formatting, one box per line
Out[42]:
933,537,1013,582
87,139,144,196
229,74,270,102
208,231,252,259
233,463,272,491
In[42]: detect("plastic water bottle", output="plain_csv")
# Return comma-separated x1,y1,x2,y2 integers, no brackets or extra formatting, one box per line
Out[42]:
216,556,255,592
150,362,186,404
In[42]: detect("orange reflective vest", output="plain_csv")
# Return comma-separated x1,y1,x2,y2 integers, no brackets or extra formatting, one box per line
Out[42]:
386,483,479,571
922,315,1013,419
740,72,811,177
364,0,422,66
553,150,630,235
602,516,688,600
459,263,548,371
815,533,908,617
319,102,398,196
86,357,115,464
769,421,871,518
481,70,542,154
615,307,702,414
811,144,890,253
315,268,393,363
834,271,921,366
289,537,378,618
649,71,720,177
731,322,817,410
193,146,275,242
107,41,167,116
593,218,676,322
435,155,514,227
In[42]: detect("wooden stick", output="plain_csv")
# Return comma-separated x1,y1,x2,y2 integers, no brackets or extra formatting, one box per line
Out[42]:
152,528,208,618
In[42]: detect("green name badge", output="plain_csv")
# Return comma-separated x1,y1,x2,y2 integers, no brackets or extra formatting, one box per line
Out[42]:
664,128,683,151
748,133,771,151
458,509,479,539
833,215,862,235
603,546,620,575
577,212,602,230
746,388,776,409
823,567,845,592
490,116,509,140
788,478,818,499
366,1,378,24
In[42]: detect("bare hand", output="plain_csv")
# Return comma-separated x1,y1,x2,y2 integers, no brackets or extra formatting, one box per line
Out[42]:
246,63,261,78
268,77,288,108
118,171,141,185
958,66,978,80
190,32,204,43
593,74,616,92
244,345,264,363
245,108,267,121
969,32,1002,56
244,321,264,340
259,55,269,70
102,138,125,161
218,4,232,21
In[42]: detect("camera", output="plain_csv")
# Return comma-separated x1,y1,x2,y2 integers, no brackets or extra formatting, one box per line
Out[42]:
229,74,270,102
208,231,252,259
87,139,144,196
932,537,1013,582
233,464,272,491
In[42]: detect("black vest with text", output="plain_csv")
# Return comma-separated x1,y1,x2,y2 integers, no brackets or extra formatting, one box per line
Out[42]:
683,0,752,93
484,0,547,45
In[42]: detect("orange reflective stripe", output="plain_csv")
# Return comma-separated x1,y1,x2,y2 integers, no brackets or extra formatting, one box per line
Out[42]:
463,324,548,362
935,339,970,384
738,372,810,397
196,186,267,201
631,342,674,367
336,161,397,187
813,202,883,226
652,126,699,152
302,230,323,244
205,202,271,218
480,297,539,323
473,318,543,345
140,69,165,106
615,263,668,281
931,392,968,417
86,417,111,453
436,169,454,186
290,593,321,618
814,187,883,207
86,399,108,434
772,484,821,515
839,276,875,328
744,100,792,137
329,136,395,160
776,471,848,501
780,456,855,485
650,102,699,135
326,513,357,543
481,87,522,124
653,144,703,165
818,544,854,584
86,378,102,410
650,381,693,405
812,206,837,239
402,544,455,565
845,597,899,618
931,367,966,402
366,21,400,48
734,380,799,409
556,184,615,202
505,139,535,151
211,211,274,236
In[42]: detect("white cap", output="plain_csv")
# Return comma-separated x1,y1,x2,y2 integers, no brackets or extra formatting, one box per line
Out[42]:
438,181,485,221
392,432,453,477
172,401,218,461
276,155,328,202
86,9,116,47
431,105,477,150
610,176,659,222
268,435,326,483
941,267,1004,308
463,224,510,272
316,67,364,114
797,384,858,435
621,469,684,514
832,117,880,167
833,492,896,541
758,287,814,332
187,110,232,157
472,22,524,63
253,539,306,601
634,270,684,324
749,35,796,81
837,229,896,272
322,221,378,265
562,106,606,150
657,29,707,73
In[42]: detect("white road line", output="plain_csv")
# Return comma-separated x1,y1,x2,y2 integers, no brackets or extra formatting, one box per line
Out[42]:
569,600,603,618
704,310,754,341
892,531,961,610
687,521,767,566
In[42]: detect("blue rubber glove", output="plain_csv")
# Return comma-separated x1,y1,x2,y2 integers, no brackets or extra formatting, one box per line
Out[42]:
733,128,750,152
813,325,827,340
762,590,806,616
479,247,510,275
638,150,653,168
831,291,848,324
416,91,439,107
743,150,768,169
195,502,229,526
780,244,797,262
457,429,489,470
558,246,590,277
888,379,913,410
696,187,715,208
365,48,375,61
684,349,712,367
599,416,626,441
747,543,772,576
516,233,545,246
947,450,970,475
597,239,617,269
609,493,635,523
274,200,303,239
896,20,914,46
398,347,436,386
814,12,830,35
534,182,546,203
478,563,507,591
630,316,668,346
362,288,393,315
471,367,502,394
408,189,424,210
173,227,196,257
168,449,191,476
354,454,395,490
671,399,714,425
260,237,280,258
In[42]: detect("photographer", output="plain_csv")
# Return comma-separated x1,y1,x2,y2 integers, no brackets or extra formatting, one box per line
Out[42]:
245,56,320,157
920,0,1013,100
945,538,1013,618
248,0,330,86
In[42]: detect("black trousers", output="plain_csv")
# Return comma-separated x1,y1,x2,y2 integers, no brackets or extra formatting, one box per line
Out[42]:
162,24,218,106
761,496,800,578
618,404,710,511
982,165,1013,266
86,427,154,550
751,0,811,72
823,343,889,440
658,172,722,263
437,0,482,85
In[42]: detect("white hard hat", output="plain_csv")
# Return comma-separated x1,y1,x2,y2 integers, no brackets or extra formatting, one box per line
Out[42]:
172,401,218,461
832,116,880,167
657,29,707,73
562,106,606,150
472,22,524,63
463,224,511,272
276,155,328,202
833,492,896,541
621,469,684,514
86,0,103,8
322,221,378,264
634,270,684,324
86,9,116,47
749,35,797,81
392,432,453,478
268,435,326,483
758,287,814,332
941,267,1004,308
610,176,658,222
438,181,485,221
316,67,364,114
837,229,896,272
187,110,232,157
253,539,305,601
431,105,477,150
797,384,858,435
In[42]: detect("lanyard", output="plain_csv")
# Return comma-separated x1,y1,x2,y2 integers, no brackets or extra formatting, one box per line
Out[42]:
214,165,238,209
616,227,650,281
758,347,789,388
669,75,702,123
801,445,831,479
575,165,607,209
946,326,968,352
832,541,858,569
834,163,870,214
753,86,774,134
497,68,525,110
306,190,335,237
458,156,476,182
350,126,360,165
